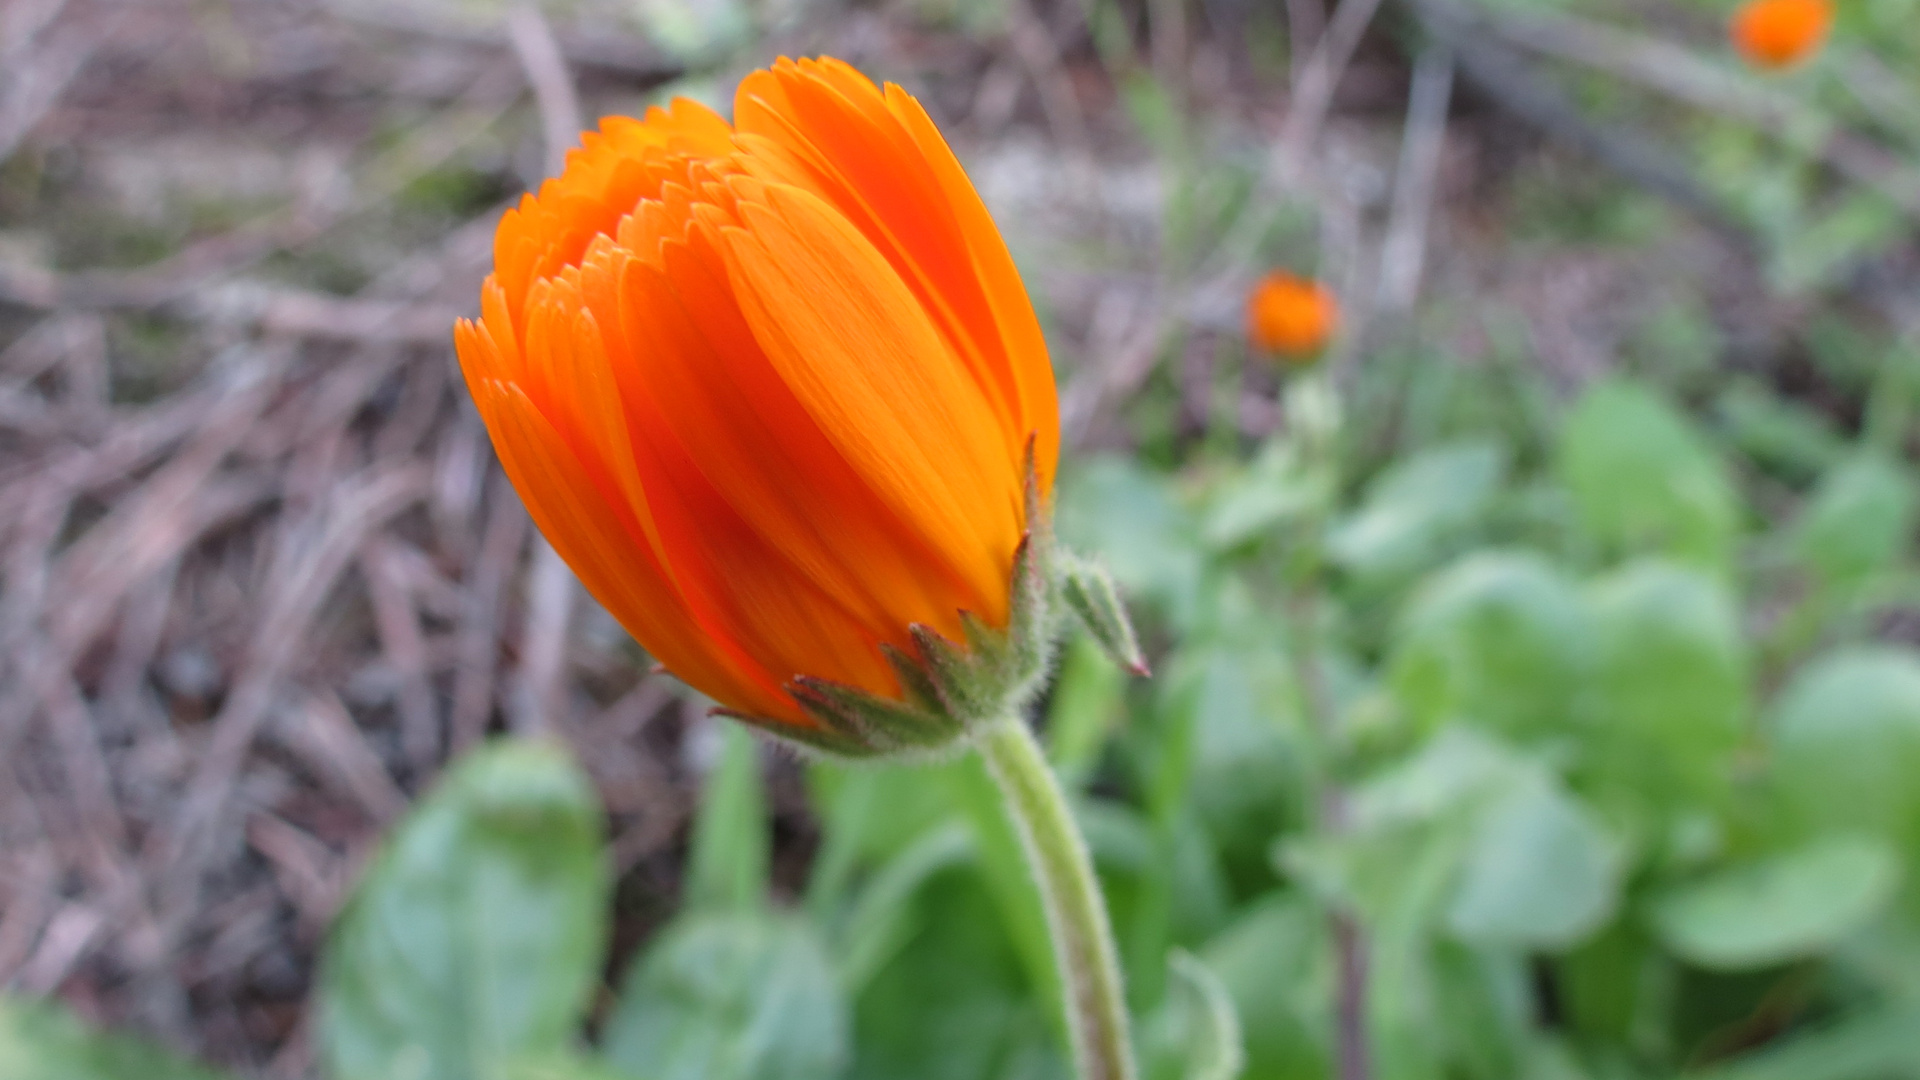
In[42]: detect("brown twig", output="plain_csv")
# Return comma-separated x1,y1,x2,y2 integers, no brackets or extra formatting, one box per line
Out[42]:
1377,45,1454,315
1275,0,1390,188
505,3,584,176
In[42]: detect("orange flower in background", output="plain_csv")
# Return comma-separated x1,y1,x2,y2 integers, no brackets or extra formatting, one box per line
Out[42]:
455,58,1059,734
1730,0,1834,70
1246,271,1339,362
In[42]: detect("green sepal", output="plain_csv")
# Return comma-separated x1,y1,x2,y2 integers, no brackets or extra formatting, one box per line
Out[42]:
880,642,947,711
1005,530,1055,690
713,707,882,759
791,676,962,753
1058,553,1149,676
910,621,1002,721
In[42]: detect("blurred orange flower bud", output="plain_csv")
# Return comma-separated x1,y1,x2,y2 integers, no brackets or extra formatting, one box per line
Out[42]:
1730,0,1834,70
1246,271,1339,362
454,58,1065,753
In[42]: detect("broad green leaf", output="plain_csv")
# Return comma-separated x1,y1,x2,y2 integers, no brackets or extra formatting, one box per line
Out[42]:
1652,835,1902,970
1769,647,1920,842
1389,551,1590,741
605,912,848,1080
0,996,233,1080
804,759,965,919
1428,942,1532,1080
1057,457,1204,627
1171,950,1245,1080
1321,731,1618,951
319,740,608,1080
1200,440,1330,551
1327,441,1507,581
1150,637,1306,903
1349,727,1523,829
1558,379,1740,569
1771,192,1905,293
686,723,769,914
1585,561,1748,811
503,1054,643,1080
1556,922,1674,1054
1447,772,1621,950
1199,895,1331,1080
1682,1006,1920,1080
1047,635,1129,784
1793,451,1916,587
1715,379,1845,483
848,867,1066,1080
835,822,975,995
947,754,1065,1033
1140,951,1246,1080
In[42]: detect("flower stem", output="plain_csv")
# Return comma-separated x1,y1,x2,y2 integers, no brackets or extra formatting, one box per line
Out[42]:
976,717,1137,1080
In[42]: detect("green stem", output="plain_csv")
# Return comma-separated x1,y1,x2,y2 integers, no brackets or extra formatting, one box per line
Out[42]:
976,717,1137,1080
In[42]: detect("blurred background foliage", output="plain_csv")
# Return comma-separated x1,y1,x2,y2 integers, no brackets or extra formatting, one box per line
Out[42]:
2,0,1919,1077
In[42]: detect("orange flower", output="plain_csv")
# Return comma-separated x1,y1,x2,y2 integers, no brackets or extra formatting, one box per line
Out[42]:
1730,0,1834,70
454,58,1060,744
1246,271,1338,362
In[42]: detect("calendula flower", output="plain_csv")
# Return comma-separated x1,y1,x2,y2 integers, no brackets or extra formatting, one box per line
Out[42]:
1246,271,1339,363
456,58,1136,755
1730,0,1834,70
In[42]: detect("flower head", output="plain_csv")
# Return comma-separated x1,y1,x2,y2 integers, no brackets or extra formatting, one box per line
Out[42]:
1246,271,1339,363
1730,0,1834,70
455,58,1065,753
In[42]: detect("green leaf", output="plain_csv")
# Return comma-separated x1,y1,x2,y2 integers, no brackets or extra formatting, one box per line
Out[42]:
1058,553,1149,677
804,760,966,920
1140,951,1246,1080
1446,772,1621,950
1652,835,1902,971
319,740,609,1080
604,912,849,1080
1169,951,1246,1080
1389,551,1591,741
501,1054,644,1080
1348,725,1508,820
1769,647,1920,842
1200,441,1330,551
1327,441,1507,581
1585,561,1749,811
1056,457,1204,628
1793,451,1917,587
1715,379,1845,483
1198,895,1331,1080
945,754,1065,1031
687,723,770,914
1046,636,1129,784
1682,1006,1920,1080
846,865,1064,1080
1153,639,1304,885
834,823,976,995
1558,378,1740,569
0,996,234,1080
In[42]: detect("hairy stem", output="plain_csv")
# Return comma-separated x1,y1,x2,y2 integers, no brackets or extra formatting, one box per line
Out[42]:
977,717,1137,1080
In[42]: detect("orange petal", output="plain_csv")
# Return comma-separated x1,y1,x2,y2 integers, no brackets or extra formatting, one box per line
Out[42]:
470,380,796,721
597,224,981,646
734,61,1031,476
883,80,1060,496
716,181,1022,627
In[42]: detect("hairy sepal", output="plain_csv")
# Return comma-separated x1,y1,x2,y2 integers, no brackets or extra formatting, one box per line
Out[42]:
1059,553,1150,676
